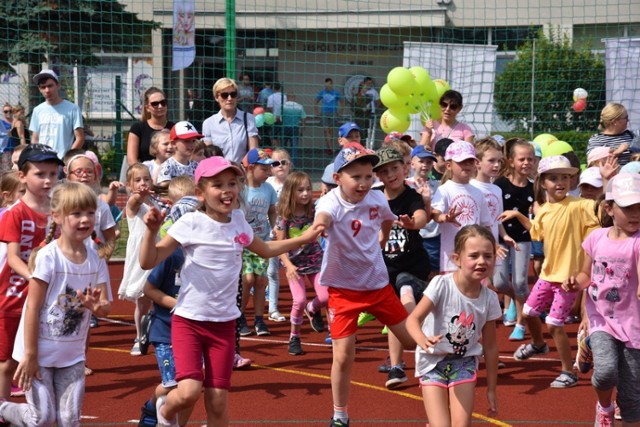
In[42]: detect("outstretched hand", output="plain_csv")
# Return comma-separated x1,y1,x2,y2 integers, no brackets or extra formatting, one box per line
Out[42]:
143,206,166,233
442,206,462,227
396,214,416,229
300,223,325,243
77,287,110,314
599,155,619,180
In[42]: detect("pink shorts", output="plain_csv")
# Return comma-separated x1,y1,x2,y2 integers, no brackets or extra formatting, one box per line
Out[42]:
171,315,235,389
328,285,408,340
524,278,578,327
0,316,20,360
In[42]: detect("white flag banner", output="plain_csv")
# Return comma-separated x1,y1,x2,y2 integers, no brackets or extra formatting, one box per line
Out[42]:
604,37,640,132
172,0,196,71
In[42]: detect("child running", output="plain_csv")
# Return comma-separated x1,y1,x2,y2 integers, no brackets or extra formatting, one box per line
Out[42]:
563,172,640,426
0,182,111,426
406,225,501,427
139,156,322,427
312,144,416,427
0,144,62,408
275,171,326,355
499,155,599,388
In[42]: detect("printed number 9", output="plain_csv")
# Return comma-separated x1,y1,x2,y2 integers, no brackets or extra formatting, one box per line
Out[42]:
351,219,362,237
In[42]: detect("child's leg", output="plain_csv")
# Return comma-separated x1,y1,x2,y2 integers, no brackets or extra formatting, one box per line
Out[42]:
252,275,267,320
310,273,329,314
52,361,85,427
331,335,356,419
241,273,255,312
0,359,17,400
591,331,619,409
266,257,281,316
135,296,152,340
203,388,229,426
547,324,573,372
421,386,451,427
522,279,555,348
1,366,56,426
0,317,21,400
288,274,308,335
547,286,579,372
511,243,532,329
448,382,476,427
617,343,640,426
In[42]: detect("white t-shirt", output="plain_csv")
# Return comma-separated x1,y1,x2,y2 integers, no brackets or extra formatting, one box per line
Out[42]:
316,188,397,290
94,199,116,243
119,203,154,300
415,273,502,377
168,210,254,322
13,241,110,368
469,179,503,242
432,181,492,271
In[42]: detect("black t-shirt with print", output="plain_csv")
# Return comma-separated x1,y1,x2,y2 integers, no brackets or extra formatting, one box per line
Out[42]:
494,176,534,243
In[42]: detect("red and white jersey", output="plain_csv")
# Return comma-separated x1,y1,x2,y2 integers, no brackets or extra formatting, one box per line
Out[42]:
316,188,396,291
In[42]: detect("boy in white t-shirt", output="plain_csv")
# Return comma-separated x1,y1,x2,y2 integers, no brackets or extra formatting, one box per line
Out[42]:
156,121,201,188
313,144,416,427
431,140,493,272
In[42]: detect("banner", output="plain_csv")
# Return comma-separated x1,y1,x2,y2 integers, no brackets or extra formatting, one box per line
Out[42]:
604,37,640,132
172,0,196,71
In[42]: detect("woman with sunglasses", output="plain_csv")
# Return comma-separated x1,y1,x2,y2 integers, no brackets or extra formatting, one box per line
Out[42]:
202,77,259,164
419,90,475,150
127,87,174,166
586,102,634,166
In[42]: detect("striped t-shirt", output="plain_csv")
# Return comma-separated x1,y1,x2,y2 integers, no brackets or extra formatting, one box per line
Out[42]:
586,130,634,166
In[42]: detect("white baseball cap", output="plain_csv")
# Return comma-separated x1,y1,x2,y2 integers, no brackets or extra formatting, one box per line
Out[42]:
579,167,602,188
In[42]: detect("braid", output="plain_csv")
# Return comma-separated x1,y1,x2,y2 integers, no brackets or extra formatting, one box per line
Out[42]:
28,222,57,272
91,230,114,260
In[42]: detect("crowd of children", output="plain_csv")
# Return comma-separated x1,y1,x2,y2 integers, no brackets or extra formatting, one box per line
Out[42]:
0,88,639,427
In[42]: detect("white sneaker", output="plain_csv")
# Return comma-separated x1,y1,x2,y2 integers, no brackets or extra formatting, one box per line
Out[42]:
155,395,178,427
130,340,141,356
268,311,287,322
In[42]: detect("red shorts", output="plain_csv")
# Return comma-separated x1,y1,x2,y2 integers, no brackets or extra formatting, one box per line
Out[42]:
328,285,408,340
0,316,20,360
171,315,235,389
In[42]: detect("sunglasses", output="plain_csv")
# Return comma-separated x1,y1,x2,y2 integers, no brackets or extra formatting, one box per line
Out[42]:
440,101,460,110
149,99,168,108
271,160,289,167
219,91,238,100
3,110,11,114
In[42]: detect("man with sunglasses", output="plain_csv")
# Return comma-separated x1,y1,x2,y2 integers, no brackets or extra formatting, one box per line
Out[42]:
202,77,259,164
29,69,84,159
419,90,474,150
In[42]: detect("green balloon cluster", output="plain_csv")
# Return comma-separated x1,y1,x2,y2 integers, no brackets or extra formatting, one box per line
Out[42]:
380,66,450,134
533,133,574,157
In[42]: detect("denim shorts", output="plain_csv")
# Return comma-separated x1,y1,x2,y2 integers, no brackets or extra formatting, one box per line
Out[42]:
419,355,477,388
153,342,177,388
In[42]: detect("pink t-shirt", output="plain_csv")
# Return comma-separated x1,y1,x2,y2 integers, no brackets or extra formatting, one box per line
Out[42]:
424,121,474,149
582,227,640,349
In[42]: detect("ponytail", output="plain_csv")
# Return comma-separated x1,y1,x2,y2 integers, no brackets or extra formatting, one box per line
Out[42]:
28,222,57,272
91,230,115,260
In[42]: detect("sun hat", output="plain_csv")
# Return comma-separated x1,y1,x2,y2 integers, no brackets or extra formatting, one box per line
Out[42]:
411,145,437,161
170,121,203,141
334,145,379,173
195,156,243,184
578,167,602,188
605,173,640,207
242,148,274,167
587,147,610,166
17,144,64,170
444,140,477,162
537,155,579,175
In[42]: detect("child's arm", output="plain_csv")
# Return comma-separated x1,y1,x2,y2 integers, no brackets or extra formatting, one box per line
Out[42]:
396,208,428,230
125,187,152,219
379,219,394,249
498,224,519,253
275,227,299,282
268,204,277,229
101,181,125,206
497,210,531,231
246,222,324,259
482,320,499,415
562,254,592,292
431,206,462,226
406,294,442,353
143,281,177,310
139,208,180,270
14,278,47,391
77,283,112,318
7,242,32,278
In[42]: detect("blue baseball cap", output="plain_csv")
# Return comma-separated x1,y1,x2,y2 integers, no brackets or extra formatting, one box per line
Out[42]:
338,122,361,138
411,145,437,161
334,145,379,173
242,148,274,167
620,161,640,174
321,163,335,185
17,144,64,170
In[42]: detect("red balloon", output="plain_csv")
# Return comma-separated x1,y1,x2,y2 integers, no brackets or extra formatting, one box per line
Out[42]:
253,107,265,116
573,98,587,112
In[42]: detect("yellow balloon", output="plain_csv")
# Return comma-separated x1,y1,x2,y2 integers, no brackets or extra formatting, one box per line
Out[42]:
433,79,451,100
387,67,415,97
380,84,407,110
429,101,442,121
533,133,558,145
541,140,573,157
380,109,411,134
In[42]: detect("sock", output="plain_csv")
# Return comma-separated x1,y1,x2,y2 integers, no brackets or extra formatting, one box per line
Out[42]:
290,331,300,338
333,404,348,422
598,402,614,413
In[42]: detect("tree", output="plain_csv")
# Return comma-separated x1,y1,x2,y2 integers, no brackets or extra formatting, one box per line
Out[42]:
494,29,605,133
0,0,158,73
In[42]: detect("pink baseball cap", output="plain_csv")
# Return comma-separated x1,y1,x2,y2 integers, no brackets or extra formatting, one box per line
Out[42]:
578,167,602,188
195,156,243,184
444,140,477,162
587,147,610,166
605,173,640,207
537,155,579,175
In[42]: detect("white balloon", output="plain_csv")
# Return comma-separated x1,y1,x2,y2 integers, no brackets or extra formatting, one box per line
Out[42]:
573,88,588,99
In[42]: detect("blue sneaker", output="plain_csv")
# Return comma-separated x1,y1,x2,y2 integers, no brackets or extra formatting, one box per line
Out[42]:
503,300,517,326
509,324,525,341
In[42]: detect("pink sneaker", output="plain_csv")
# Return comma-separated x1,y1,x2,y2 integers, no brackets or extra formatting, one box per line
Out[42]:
595,403,614,427
10,384,25,397
233,353,252,370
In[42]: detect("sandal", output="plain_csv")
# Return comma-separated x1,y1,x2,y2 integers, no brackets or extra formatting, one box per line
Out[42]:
550,371,578,388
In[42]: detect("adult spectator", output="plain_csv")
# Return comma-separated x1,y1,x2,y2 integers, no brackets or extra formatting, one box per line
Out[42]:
9,104,27,147
586,102,634,166
29,69,84,159
202,77,259,163
315,78,342,154
1,103,12,172
419,89,475,149
237,74,256,113
281,94,307,164
363,77,381,148
351,83,370,141
127,87,174,166
267,83,287,146
256,82,273,108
